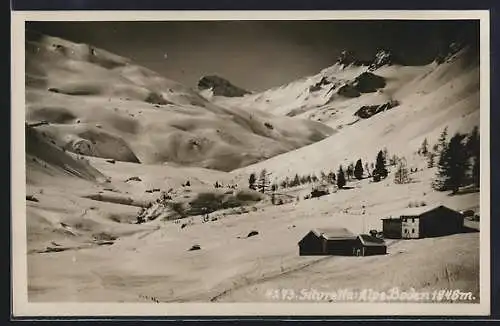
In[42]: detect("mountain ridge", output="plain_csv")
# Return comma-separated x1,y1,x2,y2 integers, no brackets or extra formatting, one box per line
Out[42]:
25,33,334,172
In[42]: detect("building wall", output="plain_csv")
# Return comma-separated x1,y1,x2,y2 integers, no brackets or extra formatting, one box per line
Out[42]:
325,239,359,256
401,216,420,239
382,219,402,239
299,233,387,256
363,245,387,256
299,232,325,255
420,208,464,237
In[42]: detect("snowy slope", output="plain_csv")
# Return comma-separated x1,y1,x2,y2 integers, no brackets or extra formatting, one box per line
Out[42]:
225,46,479,182
25,32,333,172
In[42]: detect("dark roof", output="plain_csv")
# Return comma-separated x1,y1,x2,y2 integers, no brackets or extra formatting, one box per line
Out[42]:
358,234,386,247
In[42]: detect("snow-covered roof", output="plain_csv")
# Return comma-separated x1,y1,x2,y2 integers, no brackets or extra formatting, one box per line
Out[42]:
385,205,461,219
312,227,356,240
358,234,386,247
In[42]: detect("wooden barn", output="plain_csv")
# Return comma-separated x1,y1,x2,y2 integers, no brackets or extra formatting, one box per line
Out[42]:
382,205,464,239
298,228,387,256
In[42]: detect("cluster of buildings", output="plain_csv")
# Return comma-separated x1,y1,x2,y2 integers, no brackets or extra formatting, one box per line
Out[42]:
298,205,466,257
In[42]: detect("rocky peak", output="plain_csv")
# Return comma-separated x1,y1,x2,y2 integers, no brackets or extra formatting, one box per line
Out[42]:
368,49,393,71
335,49,395,71
434,41,466,64
198,75,251,97
336,50,358,67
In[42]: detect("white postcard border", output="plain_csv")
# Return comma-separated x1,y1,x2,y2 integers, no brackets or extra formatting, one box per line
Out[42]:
11,9,491,317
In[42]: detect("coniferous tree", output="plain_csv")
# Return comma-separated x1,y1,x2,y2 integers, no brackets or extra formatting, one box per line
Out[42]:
292,173,300,187
320,171,327,183
248,173,257,190
257,169,271,193
328,171,336,184
300,175,308,185
433,133,470,194
390,154,398,166
337,165,346,189
364,162,371,177
472,155,480,187
307,174,313,183
433,141,448,191
373,150,388,181
466,126,480,187
383,147,389,162
427,152,436,168
394,157,410,184
354,159,364,180
419,138,429,156
437,126,449,154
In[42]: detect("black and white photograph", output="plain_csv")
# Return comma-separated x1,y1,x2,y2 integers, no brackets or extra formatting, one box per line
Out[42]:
11,10,490,316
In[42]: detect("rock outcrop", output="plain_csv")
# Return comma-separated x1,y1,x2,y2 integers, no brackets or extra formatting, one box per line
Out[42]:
336,50,359,68
435,42,466,64
198,75,251,97
352,72,386,93
354,100,400,119
369,49,394,71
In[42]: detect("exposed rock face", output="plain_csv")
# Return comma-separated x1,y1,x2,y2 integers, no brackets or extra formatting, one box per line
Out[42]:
336,49,395,71
198,75,251,97
354,100,400,119
336,50,358,67
352,72,386,93
337,84,361,98
145,91,170,105
309,76,331,92
369,49,393,71
435,42,466,64
336,72,386,99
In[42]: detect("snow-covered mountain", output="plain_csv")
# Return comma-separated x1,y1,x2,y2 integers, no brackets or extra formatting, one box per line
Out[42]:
25,32,333,172
201,44,479,182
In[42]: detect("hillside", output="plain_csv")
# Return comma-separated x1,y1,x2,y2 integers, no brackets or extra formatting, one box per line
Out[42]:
25,32,333,172
219,45,479,183
28,166,480,302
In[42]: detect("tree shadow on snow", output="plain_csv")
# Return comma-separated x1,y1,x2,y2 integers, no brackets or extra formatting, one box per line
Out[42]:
461,226,479,233
447,187,480,196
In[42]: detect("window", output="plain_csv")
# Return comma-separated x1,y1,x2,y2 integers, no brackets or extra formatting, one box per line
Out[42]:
412,228,415,233
411,218,415,223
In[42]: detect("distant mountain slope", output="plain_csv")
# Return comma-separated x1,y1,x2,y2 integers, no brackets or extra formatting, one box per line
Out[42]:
208,45,477,128
226,45,479,181
25,32,333,172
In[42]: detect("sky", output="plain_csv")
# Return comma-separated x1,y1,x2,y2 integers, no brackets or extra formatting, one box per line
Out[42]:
26,20,478,91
